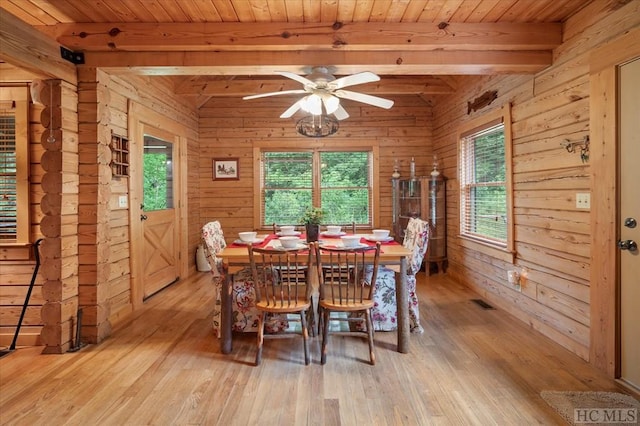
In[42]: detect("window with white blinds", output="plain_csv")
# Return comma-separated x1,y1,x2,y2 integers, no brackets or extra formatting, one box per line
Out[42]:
261,149,373,228
0,86,29,244
0,111,17,241
459,118,509,247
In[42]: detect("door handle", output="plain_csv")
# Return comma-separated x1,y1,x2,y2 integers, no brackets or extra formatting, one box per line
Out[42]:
617,240,638,252
624,217,637,228
140,214,148,221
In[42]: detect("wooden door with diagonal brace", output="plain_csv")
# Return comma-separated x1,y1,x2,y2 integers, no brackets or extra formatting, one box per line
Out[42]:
140,131,179,299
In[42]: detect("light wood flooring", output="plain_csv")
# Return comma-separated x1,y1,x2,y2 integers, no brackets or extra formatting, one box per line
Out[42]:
0,272,633,425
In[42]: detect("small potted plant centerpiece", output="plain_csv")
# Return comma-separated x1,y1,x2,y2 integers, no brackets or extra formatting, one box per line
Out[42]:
300,207,324,243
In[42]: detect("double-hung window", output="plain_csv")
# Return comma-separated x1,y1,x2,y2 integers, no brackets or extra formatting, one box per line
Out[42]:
458,105,513,252
0,86,29,244
259,148,374,228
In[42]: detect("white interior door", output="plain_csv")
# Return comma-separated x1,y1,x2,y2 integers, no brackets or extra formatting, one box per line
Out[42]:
619,57,640,390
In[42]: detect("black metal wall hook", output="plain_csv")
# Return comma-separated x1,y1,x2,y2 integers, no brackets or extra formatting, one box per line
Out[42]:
560,135,590,162
560,135,589,153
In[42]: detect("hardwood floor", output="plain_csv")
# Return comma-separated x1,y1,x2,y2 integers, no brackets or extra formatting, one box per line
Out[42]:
0,272,632,425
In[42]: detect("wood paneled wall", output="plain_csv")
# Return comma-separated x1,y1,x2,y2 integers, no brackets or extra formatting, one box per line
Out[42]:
0,77,45,347
431,0,639,361
197,95,433,241
75,70,198,342
1,67,199,349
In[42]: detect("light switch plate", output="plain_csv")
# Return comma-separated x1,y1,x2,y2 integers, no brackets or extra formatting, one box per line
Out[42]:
118,195,128,208
576,193,590,209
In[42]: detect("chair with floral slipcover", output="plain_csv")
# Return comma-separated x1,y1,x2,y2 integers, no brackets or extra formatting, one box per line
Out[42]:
367,217,430,333
201,221,228,337
201,222,288,337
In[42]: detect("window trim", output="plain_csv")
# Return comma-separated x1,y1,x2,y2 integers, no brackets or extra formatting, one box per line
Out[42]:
0,85,30,246
457,104,514,257
253,141,380,230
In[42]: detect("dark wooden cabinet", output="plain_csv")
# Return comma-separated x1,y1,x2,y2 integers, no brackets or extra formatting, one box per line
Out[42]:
392,175,447,274
426,174,447,274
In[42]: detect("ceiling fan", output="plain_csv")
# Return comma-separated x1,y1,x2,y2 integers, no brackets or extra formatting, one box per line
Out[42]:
242,66,394,120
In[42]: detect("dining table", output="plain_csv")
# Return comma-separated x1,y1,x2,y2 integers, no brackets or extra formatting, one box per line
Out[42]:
218,232,413,355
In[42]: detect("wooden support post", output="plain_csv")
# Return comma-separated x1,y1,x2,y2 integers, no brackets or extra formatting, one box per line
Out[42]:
38,79,80,354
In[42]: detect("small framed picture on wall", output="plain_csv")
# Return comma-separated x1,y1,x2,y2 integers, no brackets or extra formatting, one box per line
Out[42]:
213,158,239,180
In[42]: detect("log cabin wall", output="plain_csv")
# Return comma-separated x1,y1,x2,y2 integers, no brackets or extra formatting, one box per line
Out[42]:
39,79,80,354
75,70,199,343
76,67,113,343
0,9,80,353
0,74,45,348
431,0,639,361
0,79,80,354
197,95,433,241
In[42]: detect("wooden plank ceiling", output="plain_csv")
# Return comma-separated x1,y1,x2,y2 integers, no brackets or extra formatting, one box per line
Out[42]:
0,0,593,100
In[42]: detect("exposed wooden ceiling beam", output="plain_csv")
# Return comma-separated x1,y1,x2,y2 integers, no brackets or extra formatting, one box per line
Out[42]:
0,62,43,82
90,50,552,76
0,10,76,84
173,76,457,96
37,22,562,52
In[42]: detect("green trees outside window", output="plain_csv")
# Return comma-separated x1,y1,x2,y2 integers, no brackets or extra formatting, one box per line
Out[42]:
460,123,507,243
262,150,372,227
143,136,174,211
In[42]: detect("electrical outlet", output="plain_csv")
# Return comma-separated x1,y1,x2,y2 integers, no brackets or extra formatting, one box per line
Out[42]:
576,193,590,209
118,195,128,208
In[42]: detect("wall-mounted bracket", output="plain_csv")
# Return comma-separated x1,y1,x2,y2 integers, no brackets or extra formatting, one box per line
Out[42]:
560,135,590,162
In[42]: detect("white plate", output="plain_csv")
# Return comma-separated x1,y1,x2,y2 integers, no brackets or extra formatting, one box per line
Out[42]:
322,231,346,237
364,235,394,242
276,231,302,237
233,236,266,245
319,243,373,251
276,242,308,251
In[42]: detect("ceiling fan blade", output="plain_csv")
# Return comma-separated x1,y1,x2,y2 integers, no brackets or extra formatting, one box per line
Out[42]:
242,89,306,100
280,99,305,118
334,90,394,109
276,71,318,88
333,104,350,120
331,72,380,89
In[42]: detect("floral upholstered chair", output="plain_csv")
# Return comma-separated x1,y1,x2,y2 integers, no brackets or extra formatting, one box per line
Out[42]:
367,217,430,333
202,221,230,337
201,221,287,337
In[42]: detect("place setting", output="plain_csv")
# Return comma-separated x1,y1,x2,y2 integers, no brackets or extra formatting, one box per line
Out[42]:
319,234,376,251
232,231,271,247
275,225,302,237
274,235,309,251
362,229,395,244
321,225,347,237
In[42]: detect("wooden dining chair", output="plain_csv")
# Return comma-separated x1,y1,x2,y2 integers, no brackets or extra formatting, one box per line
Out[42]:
313,242,381,365
247,245,313,366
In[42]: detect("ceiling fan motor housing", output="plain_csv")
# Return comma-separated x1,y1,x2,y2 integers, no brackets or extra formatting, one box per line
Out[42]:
306,67,336,88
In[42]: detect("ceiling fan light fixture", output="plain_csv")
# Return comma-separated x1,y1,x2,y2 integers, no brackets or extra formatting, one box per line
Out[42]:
296,114,339,138
322,95,340,114
301,94,322,115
